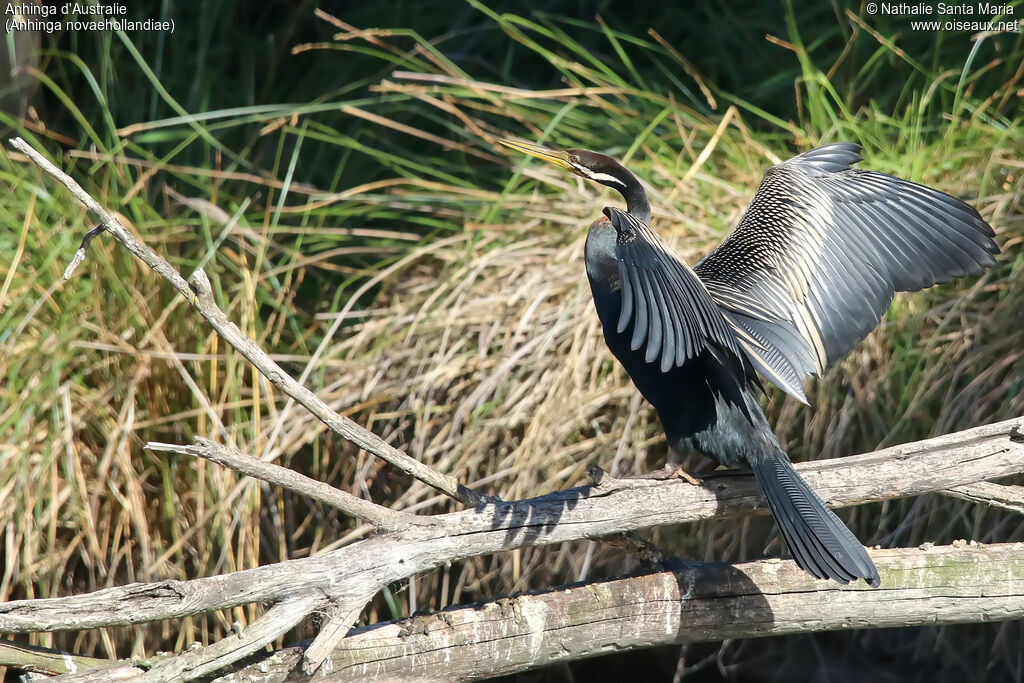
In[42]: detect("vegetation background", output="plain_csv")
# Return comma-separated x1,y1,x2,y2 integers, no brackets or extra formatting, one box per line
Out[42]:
1,0,1022,680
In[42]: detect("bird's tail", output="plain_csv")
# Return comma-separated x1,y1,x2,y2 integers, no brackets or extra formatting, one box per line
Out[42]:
749,453,879,587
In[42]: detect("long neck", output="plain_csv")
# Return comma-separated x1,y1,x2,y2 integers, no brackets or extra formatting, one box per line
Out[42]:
618,172,651,225
594,158,651,224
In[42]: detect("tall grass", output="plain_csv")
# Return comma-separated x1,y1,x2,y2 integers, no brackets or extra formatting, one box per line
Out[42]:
0,2,1022,679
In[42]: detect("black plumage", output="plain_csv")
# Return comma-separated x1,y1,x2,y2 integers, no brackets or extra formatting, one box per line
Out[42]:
499,138,999,587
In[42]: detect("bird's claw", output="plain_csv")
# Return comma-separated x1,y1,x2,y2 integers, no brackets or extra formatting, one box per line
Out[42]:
674,467,703,486
623,463,703,485
588,463,704,491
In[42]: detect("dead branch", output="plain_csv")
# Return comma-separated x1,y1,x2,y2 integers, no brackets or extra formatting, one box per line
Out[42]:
5,136,1023,682
1,416,1020,637
943,481,1024,515
300,604,368,675
46,664,144,682
8,136,481,507
145,439,419,532
141,595,322,682
0,641,111,677
216,542,1024,682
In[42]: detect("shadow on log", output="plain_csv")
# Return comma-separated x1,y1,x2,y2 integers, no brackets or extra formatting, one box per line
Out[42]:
219,542,1024,682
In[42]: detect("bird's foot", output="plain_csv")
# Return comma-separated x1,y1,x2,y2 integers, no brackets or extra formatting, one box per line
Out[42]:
676,467,703,486
589,465,669,491
629,463,703,486
587,463,706,492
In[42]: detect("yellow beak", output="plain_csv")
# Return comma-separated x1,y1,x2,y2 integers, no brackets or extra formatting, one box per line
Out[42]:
498,138,572,171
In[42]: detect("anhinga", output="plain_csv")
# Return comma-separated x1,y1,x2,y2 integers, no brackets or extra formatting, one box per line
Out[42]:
500,138,998,587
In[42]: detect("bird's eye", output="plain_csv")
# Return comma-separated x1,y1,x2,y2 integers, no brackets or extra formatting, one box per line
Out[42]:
569,154,579,164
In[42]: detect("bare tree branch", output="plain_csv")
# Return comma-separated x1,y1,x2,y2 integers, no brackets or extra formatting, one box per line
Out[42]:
216,542,1024,682
943,481,1024,515
1,416,1020,637
0,641,111,677
46,664,145,682
145,439,421,532
7,136,481,507
7,136,1023,682
141,595,322,682
301,603,369,675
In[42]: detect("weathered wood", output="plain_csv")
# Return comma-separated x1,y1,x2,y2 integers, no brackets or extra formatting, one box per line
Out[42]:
145,439,419,531
944,481,1024,515
301,604,367,675
37,663,144,682
0,416,1021,636
141,595,322,682
0,641,111,676
8,136,481,508
217,542,1024,682
8,136,1023,683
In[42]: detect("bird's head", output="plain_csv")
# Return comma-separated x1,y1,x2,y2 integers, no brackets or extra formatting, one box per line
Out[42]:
498,139,633,192
498,138,651,224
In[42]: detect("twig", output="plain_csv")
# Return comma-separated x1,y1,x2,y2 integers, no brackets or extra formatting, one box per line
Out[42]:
7,136,480,507
145,439,421,531
62,224,106,279
1,416,1020,636
141,594,322,682
219,542,1024,682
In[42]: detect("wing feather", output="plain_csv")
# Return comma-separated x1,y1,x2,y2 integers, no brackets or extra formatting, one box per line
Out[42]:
640,268,663,363
695,142,998,401
628,263,649,352
604,207,741,373
616,261,633,333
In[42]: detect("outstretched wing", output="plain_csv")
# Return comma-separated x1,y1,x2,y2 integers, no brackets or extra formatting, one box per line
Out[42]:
604,207,743,374
694,142,998,403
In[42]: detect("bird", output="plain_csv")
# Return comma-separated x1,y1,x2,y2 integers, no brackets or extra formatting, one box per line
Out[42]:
499,137,999,587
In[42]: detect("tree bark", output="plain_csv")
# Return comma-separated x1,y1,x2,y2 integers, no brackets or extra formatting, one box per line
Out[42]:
9,136,481,507
1,416,1020,636
215,542,1024,682
4,134,1023,682
0,419,1021,682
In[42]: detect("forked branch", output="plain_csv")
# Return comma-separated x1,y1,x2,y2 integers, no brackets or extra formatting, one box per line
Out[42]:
5,136,1023,683
8,136,480,507
0,416,1021,637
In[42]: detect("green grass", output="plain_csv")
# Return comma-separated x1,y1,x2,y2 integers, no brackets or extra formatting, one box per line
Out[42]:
1,1,1022,679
